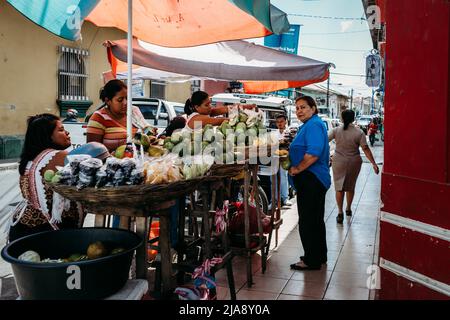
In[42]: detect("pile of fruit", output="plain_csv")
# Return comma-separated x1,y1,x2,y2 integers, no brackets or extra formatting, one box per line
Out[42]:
17,241,125,263
163,108,271,164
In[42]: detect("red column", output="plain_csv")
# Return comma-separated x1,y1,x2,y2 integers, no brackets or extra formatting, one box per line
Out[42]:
380,0,450,299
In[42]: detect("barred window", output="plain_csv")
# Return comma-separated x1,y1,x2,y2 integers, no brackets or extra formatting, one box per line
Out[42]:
191,80,201,94
150,80,166,99
58,46,89,101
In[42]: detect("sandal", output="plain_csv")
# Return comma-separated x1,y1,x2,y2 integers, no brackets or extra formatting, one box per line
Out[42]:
290,261,321,270
336,214,344,224
346,209,352,216
300,256,327,264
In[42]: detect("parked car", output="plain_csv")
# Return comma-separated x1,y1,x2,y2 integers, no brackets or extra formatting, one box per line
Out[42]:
331,118,342,128
355,115,373,134
65,98,185,151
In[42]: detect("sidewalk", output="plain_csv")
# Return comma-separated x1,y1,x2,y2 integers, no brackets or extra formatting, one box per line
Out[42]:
214,144,383,300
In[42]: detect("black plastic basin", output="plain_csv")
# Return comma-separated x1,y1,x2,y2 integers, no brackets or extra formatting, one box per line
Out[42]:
1,227,142,300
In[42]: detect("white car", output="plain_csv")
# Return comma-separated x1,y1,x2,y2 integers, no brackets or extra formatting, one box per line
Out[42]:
65,98,185,151
355,115,373,134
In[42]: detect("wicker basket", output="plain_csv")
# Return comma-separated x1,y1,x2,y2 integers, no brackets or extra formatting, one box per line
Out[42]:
235,144,274,160
48,177,205,206
209,163,246,178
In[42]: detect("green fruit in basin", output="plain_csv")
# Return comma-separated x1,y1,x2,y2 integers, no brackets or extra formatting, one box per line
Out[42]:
111,248,125,255
86,241,108,260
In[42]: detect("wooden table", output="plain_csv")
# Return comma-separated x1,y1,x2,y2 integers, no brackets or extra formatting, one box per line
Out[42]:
87,200,176,297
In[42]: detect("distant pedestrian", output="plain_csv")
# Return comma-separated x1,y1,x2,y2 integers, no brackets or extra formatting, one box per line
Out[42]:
271,114,292,207
288,96,331,270
328,110,379,224
368,119,378,147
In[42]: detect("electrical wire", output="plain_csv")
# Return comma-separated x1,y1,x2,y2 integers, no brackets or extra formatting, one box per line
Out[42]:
301,45,369,52
331,72,366,77
288,13,367,21
301,30,369,35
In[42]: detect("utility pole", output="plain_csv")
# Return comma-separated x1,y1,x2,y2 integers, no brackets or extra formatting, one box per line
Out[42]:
360,96,364,114
350,88,354,111
326,76,330,110
371,88,375,114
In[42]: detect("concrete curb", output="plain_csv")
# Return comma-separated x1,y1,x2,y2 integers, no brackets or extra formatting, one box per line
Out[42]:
0,162,18,171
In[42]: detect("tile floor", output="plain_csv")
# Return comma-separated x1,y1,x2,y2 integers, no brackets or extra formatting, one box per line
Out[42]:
214,145,384,300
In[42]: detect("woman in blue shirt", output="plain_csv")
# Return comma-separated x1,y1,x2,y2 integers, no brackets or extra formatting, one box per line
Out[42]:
288,96,331,270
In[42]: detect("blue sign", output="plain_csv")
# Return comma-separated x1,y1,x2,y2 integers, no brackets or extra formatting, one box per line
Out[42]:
280,25,301,55
264,24,301,55
264,33,282,48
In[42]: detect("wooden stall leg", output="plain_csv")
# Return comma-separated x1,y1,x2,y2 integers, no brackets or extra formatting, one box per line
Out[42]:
94,215,105,227
244,167,253,287
119,216,131,230
226,259,237,300
201,189,212,259
159,211,174,298
252,165,266,274
135,216,149,280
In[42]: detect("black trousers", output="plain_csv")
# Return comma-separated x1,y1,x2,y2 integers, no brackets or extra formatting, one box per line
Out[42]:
369,133,376,146
293,170,327,267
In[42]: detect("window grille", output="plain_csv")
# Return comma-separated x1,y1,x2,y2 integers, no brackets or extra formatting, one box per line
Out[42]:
191,80,201,94
150,80,166,99
58,46,89,101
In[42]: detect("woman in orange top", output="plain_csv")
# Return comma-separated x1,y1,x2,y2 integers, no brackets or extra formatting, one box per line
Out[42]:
87,79,154,153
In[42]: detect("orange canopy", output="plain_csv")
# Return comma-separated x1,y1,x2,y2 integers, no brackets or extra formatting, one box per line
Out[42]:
87,0,272,47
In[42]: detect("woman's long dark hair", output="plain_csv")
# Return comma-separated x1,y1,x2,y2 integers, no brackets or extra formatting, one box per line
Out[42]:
295,95,319,114
184,90,209,115
99,79,127,102
342,109,355,130
19,114,61,175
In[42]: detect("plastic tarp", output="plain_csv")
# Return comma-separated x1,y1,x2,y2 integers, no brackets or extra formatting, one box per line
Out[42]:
107,38,330,92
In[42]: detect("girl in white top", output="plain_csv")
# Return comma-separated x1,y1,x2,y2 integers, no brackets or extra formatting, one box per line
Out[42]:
184,91,229,131
184,91,257,131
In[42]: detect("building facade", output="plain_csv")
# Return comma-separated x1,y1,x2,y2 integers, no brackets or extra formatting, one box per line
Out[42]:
0,2,191,158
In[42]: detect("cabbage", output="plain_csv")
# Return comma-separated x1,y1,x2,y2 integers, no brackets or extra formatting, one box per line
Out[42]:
18,250,41,262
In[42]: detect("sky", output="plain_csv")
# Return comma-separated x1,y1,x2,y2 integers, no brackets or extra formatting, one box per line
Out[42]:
249,0,375,98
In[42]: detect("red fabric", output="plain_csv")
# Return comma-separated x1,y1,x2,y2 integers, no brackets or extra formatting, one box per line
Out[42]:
229,202,271,234
242,70,330,94
368,123,378,135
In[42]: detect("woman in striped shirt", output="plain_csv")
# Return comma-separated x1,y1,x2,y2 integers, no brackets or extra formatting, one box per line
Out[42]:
87,79,153,153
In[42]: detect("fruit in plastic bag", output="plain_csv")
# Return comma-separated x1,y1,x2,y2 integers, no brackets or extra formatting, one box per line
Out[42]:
281,159,291,170
114,145,127,159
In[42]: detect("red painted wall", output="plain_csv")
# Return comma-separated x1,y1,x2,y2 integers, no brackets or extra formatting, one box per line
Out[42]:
380,0,450,299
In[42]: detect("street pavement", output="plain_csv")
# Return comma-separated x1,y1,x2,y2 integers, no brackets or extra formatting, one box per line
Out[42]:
0,140,384,300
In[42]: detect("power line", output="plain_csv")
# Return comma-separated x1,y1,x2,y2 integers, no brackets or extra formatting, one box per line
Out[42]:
288,13,367,21
301,45,369,52
331,72,366,77
301,30,369,35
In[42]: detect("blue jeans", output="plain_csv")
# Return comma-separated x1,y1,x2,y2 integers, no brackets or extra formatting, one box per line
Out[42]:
270,168,289,205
